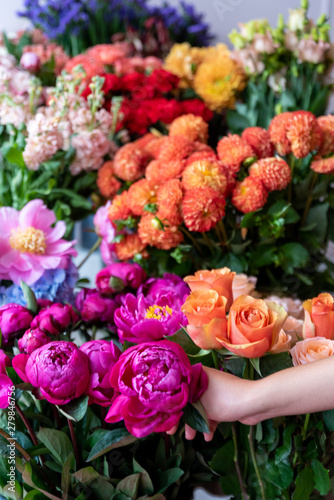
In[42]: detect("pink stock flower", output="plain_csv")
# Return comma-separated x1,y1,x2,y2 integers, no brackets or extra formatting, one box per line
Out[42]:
13,341,90,405
18,328,50,354
80,340,121,406
0,304,33,345
31,303,79,335
70,129,110,175
0,200,76,285
106,341,208,437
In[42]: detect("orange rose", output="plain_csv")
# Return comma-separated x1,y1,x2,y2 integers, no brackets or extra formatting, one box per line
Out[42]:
216,296,287,358
232,273,257,300
290,337,334,366
181,289,227,350
184,268,235,310
270,329,292,354
303,293,334,340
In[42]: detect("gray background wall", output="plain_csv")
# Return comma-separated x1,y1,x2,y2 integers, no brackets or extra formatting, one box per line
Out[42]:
1,0,333,44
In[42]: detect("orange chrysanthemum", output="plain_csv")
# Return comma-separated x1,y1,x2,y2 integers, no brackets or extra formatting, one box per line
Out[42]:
182,159,227,193
317,116,334,156
286,111,323,159
108,191,131,221
169,114,209,143
232,177,268,214
241,127,274,159
182,187,226,232
156,179,183,226
217,134,254,173
86,43,130,65
269,112,293,156
127,179,157,216
134,133,158,151
145,159,186,187
113,143,151,182
185,150,217,166
64,54,104,80
97,161,121,198
143,136,169,158
138,213,183,250
311,156,334,174
249,158,291,191
115,233,148,261
157,135,194,163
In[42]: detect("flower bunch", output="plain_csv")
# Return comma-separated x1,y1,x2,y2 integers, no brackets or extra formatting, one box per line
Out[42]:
164,42,247,111
228,0,334,130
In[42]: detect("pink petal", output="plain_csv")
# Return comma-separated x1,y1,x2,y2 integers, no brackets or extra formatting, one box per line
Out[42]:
0,207,19,233
1,251,32,271
19,200,55,231
12,354,29,383
46,221,66,243
34,255,62,269
105,394,128,423
46,240,75,255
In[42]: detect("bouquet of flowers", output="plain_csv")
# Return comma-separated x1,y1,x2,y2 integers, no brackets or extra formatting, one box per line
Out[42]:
227,0,334,131
95,110,334,297
18,0,214,57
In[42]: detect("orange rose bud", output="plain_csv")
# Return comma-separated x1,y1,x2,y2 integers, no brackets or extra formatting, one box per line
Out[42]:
303,293,334,340
290,337,334,366
270,329,292,354
216,296,287,358
181,289,228,350
184,268,235,311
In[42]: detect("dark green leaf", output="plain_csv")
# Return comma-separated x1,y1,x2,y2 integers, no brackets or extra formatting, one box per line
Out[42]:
3,147,25,168
305,203,329,242
251,245,277,268
322,409,334,431
61,452,75,497
209,441,234,476
250,357,262,377
166,328,200,356
183,401,210,434
133,458,154,496
20,280,38,314
266,460,293,490
155,468,184,493
56,395,89,422
87,428,135,461
222,357,246,377
72,467,101,484
36,428,73,466
116,474,141,499
279,243,309,274
260,352,293,378
275,423,296,464
292,466,315,500
311,459,331,495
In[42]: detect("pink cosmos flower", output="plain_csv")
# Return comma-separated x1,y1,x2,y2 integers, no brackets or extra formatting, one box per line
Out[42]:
0,199,77,285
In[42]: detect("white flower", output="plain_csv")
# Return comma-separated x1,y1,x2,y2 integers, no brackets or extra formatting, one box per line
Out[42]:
287,8,306,32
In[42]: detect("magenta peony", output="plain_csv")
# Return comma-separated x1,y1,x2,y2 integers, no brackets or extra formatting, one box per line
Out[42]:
0,374,14,409
105,341,208,437
0,349,11,375
31,303,79,335
80,340,121,406
96,263,147,295
0,200,76,285
0,303,34,345
75,289,118,325
18,328,51,354
13,341,90,405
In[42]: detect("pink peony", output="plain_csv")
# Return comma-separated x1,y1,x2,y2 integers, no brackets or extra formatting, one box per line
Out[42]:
96,263,147,295
75,288,118,325
0,304,33,345
0,200,76,285
0,349,11,375
31,303,79,335
18,328,50,354
93,202,117,265
106,341,208,437
80,340,121,406
0,374,14,409
13,341,90,405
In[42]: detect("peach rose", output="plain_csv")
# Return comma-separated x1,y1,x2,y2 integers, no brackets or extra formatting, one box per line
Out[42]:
303,293,334,340
184,268,235,310
232,273,257,300
266,295,303,319
216,296,287,358
181,289,227,350
283,316,303,345
290,337,334,366
270,329,292,354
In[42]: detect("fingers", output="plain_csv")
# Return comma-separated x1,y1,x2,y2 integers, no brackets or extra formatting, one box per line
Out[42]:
185,425,197,440
166,424,178,435
204,420,218,442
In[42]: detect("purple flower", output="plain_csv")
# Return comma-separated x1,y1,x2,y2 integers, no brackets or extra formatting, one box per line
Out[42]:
138,273,189,302
31,303,79,335
96,263,147,295
13,341,90,405
114,291,188,344
80,340,121,406
18,328,51,354
106,340,208,437
75,288,117,325
0,304,34,345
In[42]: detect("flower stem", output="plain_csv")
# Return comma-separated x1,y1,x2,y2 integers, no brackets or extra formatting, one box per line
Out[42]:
68,419,82,470
212,350,220,370
180,227,203,255
16,402,38,446
77,237,101,270
232,423,249,500
202,232,215,255
218,220,230,250
164,433,170,459
101,406,106,429
300,172,318,227
0,428,32,462
302,413,311,440
248,426,266,500
288,156,296,204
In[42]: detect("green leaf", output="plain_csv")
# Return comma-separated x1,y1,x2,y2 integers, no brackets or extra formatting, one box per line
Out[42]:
183,401,210,434
222,357,246,377
72,467,101,484
279,243,309,274
322,409,334,431
275,423,296,464
23,491,47,500
305,203,329,242
217,253,247,273
56,395,89,422
3,147,25,168
260,352,293,378
209,441,234,476
61,452,75,497
116,474,141,499
250,357,262,377
311,459,331,495
267,200,291,218
266,460,294,490
155,468,184,493
20,280,38,314
292,466,315,500
36,428,73,466
87,428,135,461
166,328,200,356
133,458,154,496
251,245,277,268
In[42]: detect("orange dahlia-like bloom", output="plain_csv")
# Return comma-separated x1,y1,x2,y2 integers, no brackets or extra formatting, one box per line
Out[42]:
138,213,183,250
113,143,151,182
217,134,254,173
108,191,131,221
143,136,169,158
86,42,131,65
115,233,148,261
156,179,183,226
232,177,268,214
64,54,104,81
157,135,194,163
249,157,291,191
169,114,209,143
241,127,274,159
193,44,247,111
127,179,157,216
146,159,186,187
286,111,323,159
182,159,227,194
192,142,215,154
97,161,121,198
182,187,226,232
269,112,293,156
134,133,158,151
185,150,217,167
317,116,334,156
311,156,334,174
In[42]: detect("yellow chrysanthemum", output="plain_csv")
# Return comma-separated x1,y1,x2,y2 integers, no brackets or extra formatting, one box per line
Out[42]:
193,44,247,112
164,43,208,88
